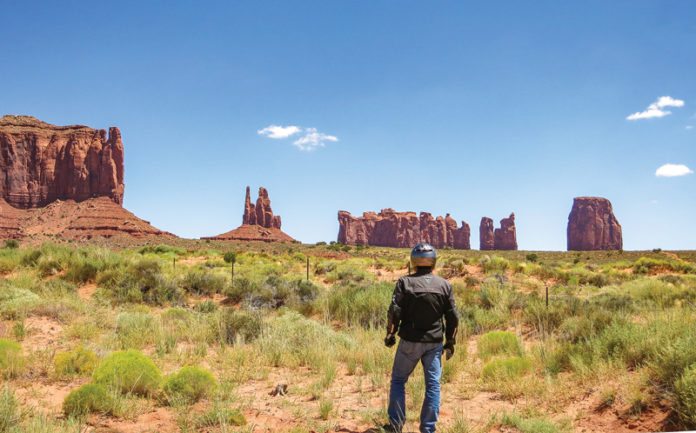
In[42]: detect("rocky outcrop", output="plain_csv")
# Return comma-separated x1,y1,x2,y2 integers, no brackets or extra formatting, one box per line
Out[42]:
567,197,622,251
0,115,124,208
0,115,172,242
205,186,295,242
337,209,470,249
479,217,495,250
480,214,517,250
242,186,281,229
494,213,518,250
0,197,173,241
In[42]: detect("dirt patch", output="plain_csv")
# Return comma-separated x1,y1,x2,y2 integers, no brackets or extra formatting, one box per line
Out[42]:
22,316,63,353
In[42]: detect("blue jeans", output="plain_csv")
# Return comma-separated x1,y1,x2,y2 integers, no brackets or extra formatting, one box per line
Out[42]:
388,340,443,433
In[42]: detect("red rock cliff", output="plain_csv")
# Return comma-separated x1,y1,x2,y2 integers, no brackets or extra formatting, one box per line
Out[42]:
337,209,470,249
0,115,124,208
567,197,622,251
480,214,517,250
205,186,294,242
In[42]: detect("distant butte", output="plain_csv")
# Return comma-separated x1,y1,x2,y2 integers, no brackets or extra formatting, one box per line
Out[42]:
337,209,470,249
203,186,295,243
567,197,622,251
0,115,172,241
479,213,517,250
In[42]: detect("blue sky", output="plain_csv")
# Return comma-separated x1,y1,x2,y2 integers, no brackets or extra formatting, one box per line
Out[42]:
1,1,695,250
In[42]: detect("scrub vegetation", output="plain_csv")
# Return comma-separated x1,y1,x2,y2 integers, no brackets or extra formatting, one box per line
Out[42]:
0,241,695,432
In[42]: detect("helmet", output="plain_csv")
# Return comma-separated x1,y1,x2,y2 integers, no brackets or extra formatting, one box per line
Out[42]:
410,243,437,269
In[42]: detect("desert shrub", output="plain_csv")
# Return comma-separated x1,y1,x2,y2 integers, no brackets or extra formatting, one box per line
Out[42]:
97,259,183,305
0,287,40,319
225,275,318,309
543,342,593,375
633,257,696,275
458,305,509,334
0,339,24,378
162,366,217,404
558,309,616,343
0,386,19,432
314,261,336,275
326,281,392,328
181,270,227,295
651,330,696,387
215,309,263,345
92,350,162,396
3,240,18,250
258,311,354,368
196,407,247,428
37,256,63,277
116,312,155,349
64,259,98,283
224,277,258,303
20,249,42,267
592,321,656,368
477,331,522,360
675,363,696,428
525,253,539,263
327,263,369,283
622,278,696,308
499,412,565,433
62,383,112,417
54,346,98,377
195,300,217,313
440,259,468,279
138,244,185,255
481,357,531,381
480,256,509,274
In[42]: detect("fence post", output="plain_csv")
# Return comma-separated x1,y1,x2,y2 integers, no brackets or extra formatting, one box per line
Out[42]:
545,284,549,308
306,256,310,281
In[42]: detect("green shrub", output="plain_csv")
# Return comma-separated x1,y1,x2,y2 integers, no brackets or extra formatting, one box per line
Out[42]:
20,249,42,267
93,350,162,396
499,412,565,433
675,363,696,428
181,270,227,295
258,311,354,368
54,346,98,378
116,312,155,349
37,256,63,277
139,244,185,255
194,300,217,313
0,287,40,319
223,251,237,264
98,259,183,305
3,240,19,250
216,309,262,344
481,357,532,381
62,383,112,417
326,281,392,328
480,256,509,274
477,331,522,360
196,407,246,428
162,366,217,404
0,386,19,432
0,339,24,378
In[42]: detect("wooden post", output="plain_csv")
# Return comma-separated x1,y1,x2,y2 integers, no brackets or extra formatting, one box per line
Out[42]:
231,262,235,280
545,284,549,308
173,257,176,269
306,257,310,281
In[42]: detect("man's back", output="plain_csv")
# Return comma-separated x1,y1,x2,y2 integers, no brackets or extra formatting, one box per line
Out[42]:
391,270,458,343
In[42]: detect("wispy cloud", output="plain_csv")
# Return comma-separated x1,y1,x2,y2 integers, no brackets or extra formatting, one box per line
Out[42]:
626,96,685,121
293,128,338,151
258,125,338,151
257,125,302,139
687,125,694,130
655,163,694,177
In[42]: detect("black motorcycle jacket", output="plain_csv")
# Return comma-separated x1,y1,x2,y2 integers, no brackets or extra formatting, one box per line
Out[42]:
387,269,459,344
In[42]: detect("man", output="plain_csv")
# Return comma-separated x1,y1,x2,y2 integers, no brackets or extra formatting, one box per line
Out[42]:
383,243,459,433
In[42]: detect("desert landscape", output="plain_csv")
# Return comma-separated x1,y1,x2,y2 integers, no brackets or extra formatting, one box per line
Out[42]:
0,115,695,432
2,2,695,432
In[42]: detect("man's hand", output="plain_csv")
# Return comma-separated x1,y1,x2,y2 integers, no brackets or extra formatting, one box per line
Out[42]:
443,340,455,360
384,334,396,348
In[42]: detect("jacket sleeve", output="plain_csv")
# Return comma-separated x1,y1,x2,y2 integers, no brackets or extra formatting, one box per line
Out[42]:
444,282,459,343
387,278,407,334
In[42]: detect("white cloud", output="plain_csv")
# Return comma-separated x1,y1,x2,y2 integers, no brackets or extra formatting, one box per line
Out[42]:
292,128,338,151
258,124,338,151
257,125,302,139
687,125,694,130
655,163,694,177
626,96,685,121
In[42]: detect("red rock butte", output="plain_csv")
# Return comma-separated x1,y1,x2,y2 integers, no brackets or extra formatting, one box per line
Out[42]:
203,186,295,242
479,213,518,250
567,197,622,251
0,115,172,241
337,209,471,249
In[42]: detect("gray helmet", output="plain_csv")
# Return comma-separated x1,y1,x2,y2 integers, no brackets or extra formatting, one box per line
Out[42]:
410,242,437,269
